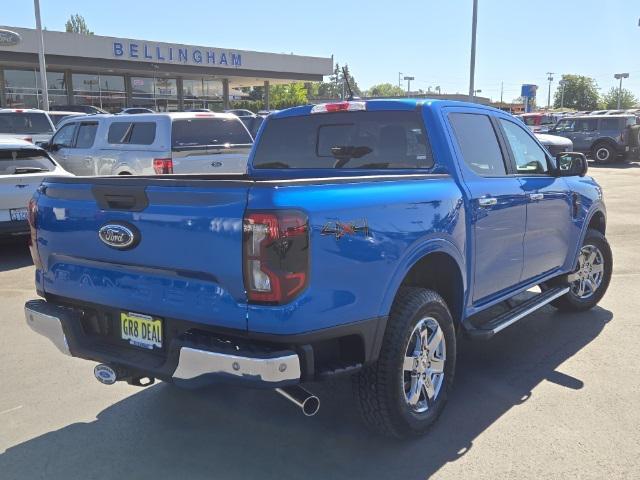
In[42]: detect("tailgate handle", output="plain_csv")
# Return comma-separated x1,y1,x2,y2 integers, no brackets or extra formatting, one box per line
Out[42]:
105,195,137,210
92,185,148,211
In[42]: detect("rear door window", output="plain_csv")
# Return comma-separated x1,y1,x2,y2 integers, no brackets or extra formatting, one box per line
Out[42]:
0,112,53,134
107,122,156,145
449,113,507,176
75,122,98,149
0,149,55,175
252,110,432,169
171,117,253,148
599,118,620,131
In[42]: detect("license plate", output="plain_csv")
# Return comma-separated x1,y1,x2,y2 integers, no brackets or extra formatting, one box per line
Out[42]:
120,312,162,350
10,208,28,221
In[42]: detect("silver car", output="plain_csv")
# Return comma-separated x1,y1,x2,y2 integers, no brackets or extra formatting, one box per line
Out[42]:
44,112,253,176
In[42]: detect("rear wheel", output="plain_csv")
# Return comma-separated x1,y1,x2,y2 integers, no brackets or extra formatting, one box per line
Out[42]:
549,229,612,311
352,288,456,438
591,142,616,164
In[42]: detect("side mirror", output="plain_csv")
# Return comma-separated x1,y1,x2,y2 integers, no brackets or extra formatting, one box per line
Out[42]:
555,152,588,177
35,141,49,149
49,143,61,152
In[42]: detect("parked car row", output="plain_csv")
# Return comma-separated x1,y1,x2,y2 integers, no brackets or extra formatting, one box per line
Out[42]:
517,111,640,163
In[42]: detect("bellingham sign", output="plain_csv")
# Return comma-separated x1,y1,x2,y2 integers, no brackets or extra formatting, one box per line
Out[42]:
113,41,242,67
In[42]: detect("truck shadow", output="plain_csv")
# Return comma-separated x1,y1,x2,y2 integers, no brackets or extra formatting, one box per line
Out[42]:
0,239,32,272
0,305,612,480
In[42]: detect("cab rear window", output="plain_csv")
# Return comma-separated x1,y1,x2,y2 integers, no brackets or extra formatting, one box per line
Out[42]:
171,117,253,148
0,149,55,175
252,110,433,169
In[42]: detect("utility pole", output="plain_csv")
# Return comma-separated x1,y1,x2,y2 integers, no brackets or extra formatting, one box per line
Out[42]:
404,76,414,97
34,0,49,110
614,73,629,109
500,81,503,106
546,72,554,109
559,79,567,109
468,0,478,101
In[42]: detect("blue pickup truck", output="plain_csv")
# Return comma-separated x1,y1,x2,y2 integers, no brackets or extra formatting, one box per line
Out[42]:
24,99,612,438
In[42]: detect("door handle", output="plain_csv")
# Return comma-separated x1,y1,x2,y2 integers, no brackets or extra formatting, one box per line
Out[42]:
478,197,497,207
84,158,92,165
528,193,544,201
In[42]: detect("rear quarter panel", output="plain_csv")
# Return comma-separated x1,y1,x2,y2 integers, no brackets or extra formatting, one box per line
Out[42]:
246,176,466,334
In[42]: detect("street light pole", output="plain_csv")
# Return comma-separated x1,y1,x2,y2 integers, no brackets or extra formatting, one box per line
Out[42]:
546,72,554,109
468,0,478,101
559,79,567,109
614,73,629,109
398,72,402,89
33,0,49,110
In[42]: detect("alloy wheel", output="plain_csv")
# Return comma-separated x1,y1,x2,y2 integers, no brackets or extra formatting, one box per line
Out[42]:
402,316,446,413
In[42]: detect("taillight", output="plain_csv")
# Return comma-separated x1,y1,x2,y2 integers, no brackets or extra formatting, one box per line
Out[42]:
153,158,173,174
310,101,366,114
24,137,33,143
243,211,309,304
27,198,42,269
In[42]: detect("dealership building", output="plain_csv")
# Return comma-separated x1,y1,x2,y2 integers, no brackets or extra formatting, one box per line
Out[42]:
0,26,333,112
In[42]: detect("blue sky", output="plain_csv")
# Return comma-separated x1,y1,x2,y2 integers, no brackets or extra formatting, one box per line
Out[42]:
4,0,640,103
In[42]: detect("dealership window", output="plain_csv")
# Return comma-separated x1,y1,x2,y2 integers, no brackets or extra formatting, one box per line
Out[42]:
72,73,125,113
131,77,178,112
3,69,67,109
182,78,223,110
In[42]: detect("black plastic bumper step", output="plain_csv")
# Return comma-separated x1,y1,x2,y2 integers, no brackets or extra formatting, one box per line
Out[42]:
464,286,570,340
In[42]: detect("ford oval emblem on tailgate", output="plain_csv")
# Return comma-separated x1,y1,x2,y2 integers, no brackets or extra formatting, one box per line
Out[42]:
98,223,140,250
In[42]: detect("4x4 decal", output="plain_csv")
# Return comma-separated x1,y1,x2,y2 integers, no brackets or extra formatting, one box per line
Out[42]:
321,219,370,239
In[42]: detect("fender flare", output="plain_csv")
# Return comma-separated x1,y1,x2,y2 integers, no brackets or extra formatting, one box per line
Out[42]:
378,236,467,317
567,205,607,269
113,164,134,175
589,137,618,152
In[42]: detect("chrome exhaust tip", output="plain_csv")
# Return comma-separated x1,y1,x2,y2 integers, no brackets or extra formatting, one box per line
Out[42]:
276,385,320,417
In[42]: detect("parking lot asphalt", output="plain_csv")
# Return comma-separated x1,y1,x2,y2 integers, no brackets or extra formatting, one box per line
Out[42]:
1,164,640,480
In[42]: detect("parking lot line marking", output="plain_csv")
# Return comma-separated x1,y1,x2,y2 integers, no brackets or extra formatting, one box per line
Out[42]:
0,405,23,415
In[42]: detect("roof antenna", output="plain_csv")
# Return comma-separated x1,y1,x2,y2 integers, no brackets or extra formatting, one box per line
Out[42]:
342,66,360,100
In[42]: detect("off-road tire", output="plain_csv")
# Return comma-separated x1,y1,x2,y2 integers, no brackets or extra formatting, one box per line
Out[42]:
352,288,456,438
591,142,616,164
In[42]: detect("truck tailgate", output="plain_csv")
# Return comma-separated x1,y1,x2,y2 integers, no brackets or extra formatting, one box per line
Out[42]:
35,177,250,330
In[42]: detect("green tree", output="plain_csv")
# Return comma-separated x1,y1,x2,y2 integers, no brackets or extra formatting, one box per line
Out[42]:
366,83,406,97
601,86,638,109
267,83,308,109
65,14,93,35
553,74,600,110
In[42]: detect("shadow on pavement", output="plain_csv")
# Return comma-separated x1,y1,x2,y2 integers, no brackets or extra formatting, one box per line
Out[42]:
0,305,612,480
0,239,32,272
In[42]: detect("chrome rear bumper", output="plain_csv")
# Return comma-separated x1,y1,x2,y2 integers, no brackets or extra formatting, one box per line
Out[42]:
172,347,300,383
24,302,71,356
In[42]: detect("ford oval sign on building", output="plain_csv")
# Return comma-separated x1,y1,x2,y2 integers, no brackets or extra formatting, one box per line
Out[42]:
98,223,140,250
0,29,21,47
